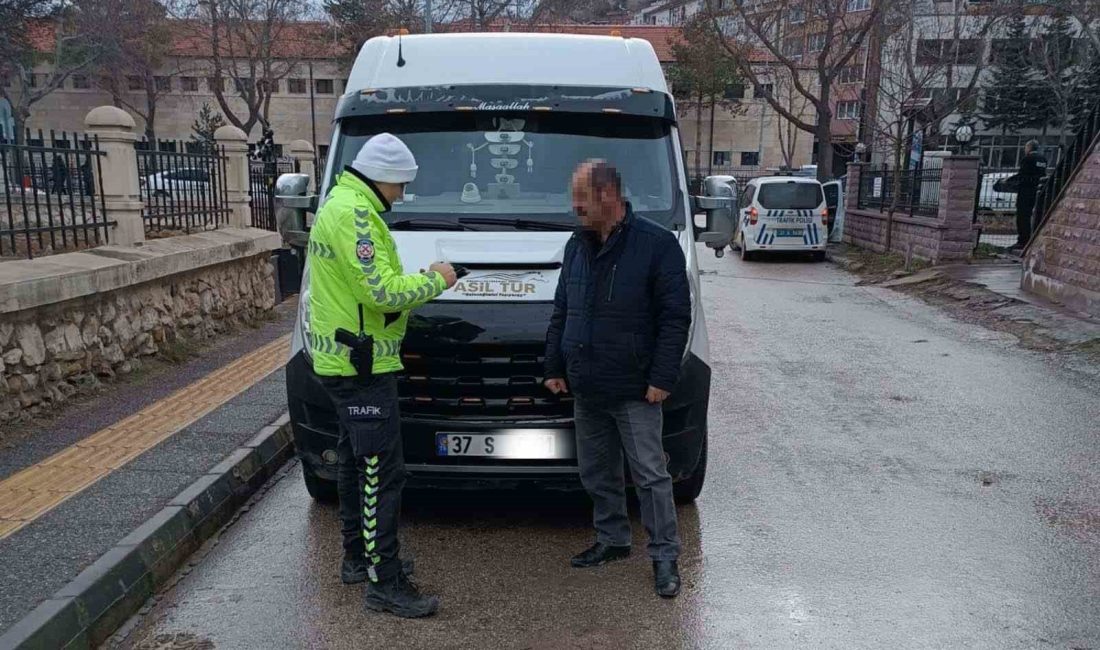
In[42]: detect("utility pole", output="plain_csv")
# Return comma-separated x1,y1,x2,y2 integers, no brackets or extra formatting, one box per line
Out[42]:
309,61,318,174
425,0,433,33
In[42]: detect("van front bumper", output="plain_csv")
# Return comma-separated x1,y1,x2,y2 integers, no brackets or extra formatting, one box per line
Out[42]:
286,350,710,491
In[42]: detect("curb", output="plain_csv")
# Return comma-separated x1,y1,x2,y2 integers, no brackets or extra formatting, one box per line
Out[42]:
0,414,294,650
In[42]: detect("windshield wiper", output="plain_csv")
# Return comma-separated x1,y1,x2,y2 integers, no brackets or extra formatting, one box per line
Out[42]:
387,218,481,231
457,217,576,232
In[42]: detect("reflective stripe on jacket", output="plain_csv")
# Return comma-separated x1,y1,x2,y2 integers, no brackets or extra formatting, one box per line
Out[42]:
307,168,446,377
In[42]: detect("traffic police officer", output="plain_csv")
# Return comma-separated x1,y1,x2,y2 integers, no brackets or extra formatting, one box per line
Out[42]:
307,133,456,618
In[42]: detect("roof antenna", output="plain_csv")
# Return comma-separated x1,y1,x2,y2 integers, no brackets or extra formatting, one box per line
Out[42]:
397,31,406,67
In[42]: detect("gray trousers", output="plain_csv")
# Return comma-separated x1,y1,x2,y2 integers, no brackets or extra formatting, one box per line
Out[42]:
574,398,681,561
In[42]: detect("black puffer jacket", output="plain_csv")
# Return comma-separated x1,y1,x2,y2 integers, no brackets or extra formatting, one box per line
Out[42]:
544,208,691,401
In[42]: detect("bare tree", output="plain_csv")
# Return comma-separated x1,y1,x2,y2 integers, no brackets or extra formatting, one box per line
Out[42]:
0,1,103,143
669,15,746,180
870,0,995,173
325,0,422,64
705,0,886,180
87,0,190,147
172,0,311,137
766,68,813,168
434,0,587,29
1016,0,1100,54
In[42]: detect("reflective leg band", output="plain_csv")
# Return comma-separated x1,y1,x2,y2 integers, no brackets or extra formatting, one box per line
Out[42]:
363,454,381,582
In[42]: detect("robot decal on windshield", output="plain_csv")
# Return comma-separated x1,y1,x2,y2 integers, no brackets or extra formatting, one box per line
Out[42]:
466,118,534,200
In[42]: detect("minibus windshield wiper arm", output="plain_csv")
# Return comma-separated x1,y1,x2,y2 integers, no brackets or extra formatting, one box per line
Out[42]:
457,217,576,231
387,218,481,231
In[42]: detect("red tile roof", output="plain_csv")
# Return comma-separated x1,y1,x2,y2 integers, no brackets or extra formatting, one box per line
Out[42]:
26,19,684,63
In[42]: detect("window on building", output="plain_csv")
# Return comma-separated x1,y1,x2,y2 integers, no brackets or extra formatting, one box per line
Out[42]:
990,38,1036,65
839,65,863,84
180,76,198,92
208,77,225,92
155,76,171,92
837,100,861,120
920,39,982,65
784,36,804,58
341,78,349,93
26,74,38,88
847,0,870,11
790,6,805,23
315,78,334,94
724,83,746,100
954,39,981,64
741,151,760,166
234,77,255,95
713,150,731,166
287,78,306,94
127,76,144,91
72,74,90,90
258,78,278,94
916,39,943,65
755,83,774,98
808,32,826,52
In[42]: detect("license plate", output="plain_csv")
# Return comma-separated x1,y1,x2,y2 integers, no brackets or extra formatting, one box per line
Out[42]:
435,432,556,458
775,228,803,237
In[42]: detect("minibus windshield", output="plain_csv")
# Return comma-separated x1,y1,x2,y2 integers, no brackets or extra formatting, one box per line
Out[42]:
332,111,683,230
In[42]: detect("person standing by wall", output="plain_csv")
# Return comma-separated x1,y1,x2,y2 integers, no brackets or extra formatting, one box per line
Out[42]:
1013,139,1048,249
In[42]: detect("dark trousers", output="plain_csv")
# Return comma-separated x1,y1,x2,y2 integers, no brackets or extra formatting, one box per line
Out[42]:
1016,188,1037,246
325,374,406,583
574,398,681,560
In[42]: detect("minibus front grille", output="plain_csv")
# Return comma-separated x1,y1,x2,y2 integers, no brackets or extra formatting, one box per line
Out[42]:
398,344,571,419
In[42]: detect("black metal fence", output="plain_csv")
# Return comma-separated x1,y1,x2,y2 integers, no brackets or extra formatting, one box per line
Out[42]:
249,159,298,231
136,140,230,234
1032,100,1100,243
857,166,942,218
973,167,1020,248
0,130,110,259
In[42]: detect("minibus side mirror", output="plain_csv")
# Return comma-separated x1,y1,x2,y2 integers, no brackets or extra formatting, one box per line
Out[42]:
693,175,738,258
275,173,317,250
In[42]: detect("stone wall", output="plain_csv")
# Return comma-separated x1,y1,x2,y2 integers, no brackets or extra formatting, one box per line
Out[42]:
843,158,980,264
1022,137,1100,317
0,228,279,423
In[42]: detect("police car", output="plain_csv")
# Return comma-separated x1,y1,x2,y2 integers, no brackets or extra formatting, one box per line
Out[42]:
733,175,829,261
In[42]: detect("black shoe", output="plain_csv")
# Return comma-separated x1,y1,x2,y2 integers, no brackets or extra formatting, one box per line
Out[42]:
364,571,441,619
653,560,681,598
570,543,631,568
342,555,415,584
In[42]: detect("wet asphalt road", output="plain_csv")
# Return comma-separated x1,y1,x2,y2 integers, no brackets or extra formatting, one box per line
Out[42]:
121,249,1100,649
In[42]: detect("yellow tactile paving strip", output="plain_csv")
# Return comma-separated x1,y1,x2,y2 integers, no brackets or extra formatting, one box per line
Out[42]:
0,334,291,542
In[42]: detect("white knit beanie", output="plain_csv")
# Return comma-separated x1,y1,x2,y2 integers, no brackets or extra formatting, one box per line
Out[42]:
351,133,418,184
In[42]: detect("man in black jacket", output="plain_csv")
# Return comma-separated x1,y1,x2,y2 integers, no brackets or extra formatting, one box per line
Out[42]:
544,160,691,598
1014,139,1048,249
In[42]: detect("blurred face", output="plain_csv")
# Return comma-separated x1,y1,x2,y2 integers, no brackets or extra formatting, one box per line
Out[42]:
374,180,408,205
571,164,619,231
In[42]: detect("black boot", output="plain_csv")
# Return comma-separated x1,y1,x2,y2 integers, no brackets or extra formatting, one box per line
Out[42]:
364,571,441,619
342,554,415,584
653,560,681,598
570,542,631,568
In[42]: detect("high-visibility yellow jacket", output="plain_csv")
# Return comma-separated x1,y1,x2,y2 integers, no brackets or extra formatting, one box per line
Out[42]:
306,169,445,377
